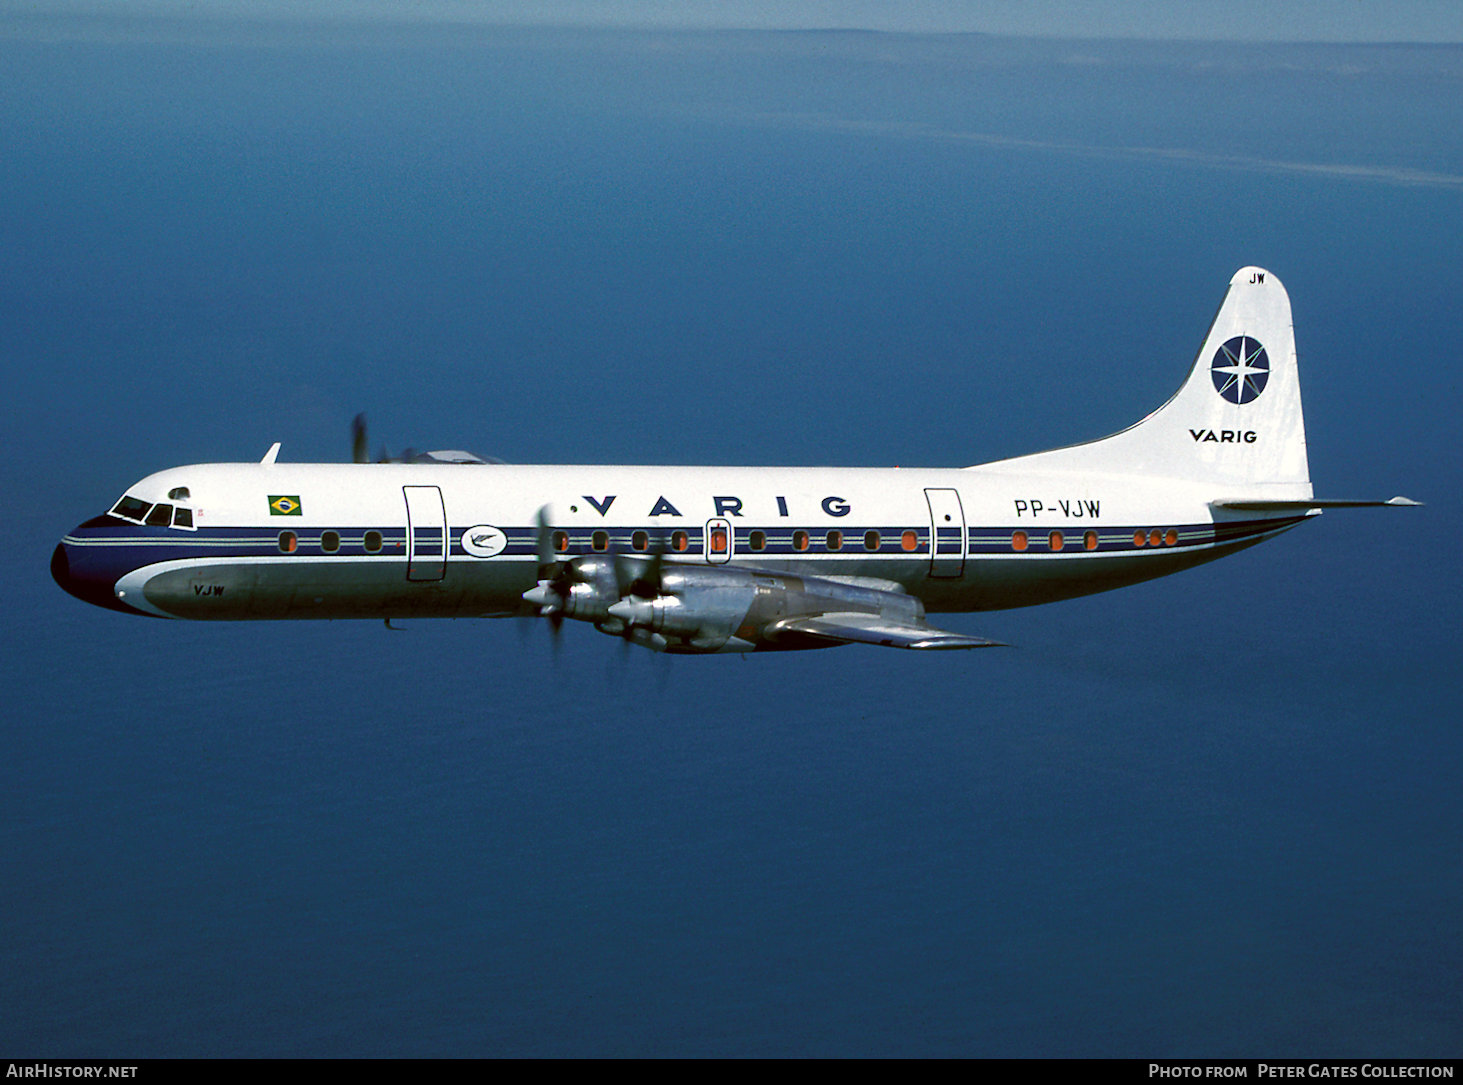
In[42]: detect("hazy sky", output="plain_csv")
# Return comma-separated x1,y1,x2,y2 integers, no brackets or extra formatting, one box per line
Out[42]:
7,0,1463,43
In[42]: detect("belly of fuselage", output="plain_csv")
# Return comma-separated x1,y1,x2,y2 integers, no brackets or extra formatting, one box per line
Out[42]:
916,534,1273,612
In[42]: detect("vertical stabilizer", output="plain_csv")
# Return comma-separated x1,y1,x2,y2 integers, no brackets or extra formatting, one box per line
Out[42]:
987,267,1312,496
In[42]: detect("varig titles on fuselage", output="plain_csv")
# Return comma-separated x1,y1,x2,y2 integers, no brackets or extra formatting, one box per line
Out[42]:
566,494,854,519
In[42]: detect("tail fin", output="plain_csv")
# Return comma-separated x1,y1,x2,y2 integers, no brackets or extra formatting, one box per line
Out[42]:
990,267,1312,496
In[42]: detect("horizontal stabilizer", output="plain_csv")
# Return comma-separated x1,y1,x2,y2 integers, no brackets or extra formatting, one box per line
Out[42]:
1211,496,1422,511
768,612,1003,651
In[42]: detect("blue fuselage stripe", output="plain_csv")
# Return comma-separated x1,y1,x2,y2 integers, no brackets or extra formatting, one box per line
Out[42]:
61,515,1305,569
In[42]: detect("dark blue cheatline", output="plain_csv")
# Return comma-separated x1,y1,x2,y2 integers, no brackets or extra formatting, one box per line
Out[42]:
56,515,1300,584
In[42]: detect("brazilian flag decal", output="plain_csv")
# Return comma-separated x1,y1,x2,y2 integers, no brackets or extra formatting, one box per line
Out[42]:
268,495,303,516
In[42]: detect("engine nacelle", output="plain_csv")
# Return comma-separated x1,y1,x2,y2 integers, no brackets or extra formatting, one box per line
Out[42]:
603,565,928,654
607,567,762,653
522,555,623,622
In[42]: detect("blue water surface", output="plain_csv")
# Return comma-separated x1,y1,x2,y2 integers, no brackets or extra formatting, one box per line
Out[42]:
2,18,1459,1057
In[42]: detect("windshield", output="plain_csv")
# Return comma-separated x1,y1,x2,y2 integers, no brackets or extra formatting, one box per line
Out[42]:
109,493,195,530
109,495,151,523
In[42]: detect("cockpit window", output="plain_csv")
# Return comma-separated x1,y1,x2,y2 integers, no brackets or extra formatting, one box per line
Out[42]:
110,495,152,523
168,487,190,501
109,493,195,530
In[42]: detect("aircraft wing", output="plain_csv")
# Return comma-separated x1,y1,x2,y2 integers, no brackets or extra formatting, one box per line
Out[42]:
766,612,1002,651
1211,496,1421,511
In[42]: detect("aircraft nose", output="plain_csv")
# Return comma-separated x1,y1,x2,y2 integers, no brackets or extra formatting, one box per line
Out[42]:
52,534,145,614
51,541,77,597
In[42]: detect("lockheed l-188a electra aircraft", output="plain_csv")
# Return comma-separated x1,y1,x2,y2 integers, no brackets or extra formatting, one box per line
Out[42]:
53,268,1417,654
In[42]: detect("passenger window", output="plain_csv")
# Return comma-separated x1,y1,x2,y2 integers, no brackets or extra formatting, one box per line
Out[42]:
864,531,880,551
321,530,340,553
749,530,766,551
591,530,609,552
793,530,809,552
671,531,689,552
632,531,649,552
145,503,173,527
278,531,297,553
901,530,919,552
364,530,383,553
826,530,842,551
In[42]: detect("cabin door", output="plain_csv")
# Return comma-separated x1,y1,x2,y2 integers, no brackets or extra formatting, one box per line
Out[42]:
403,485,448,582
924,488,966,579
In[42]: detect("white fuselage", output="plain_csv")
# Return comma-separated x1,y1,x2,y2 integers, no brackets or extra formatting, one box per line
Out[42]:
56,459,1304,623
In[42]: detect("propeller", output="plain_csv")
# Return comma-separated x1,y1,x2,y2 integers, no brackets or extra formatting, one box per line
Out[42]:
351,413,398,464
521,509,676,651
352,413,492,465
523,505,570,640
620,542,664,601
534,505,558,569
351,413,370,464
606,535,673,649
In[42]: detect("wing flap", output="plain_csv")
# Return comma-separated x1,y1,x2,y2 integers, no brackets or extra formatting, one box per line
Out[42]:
768,612,1002,651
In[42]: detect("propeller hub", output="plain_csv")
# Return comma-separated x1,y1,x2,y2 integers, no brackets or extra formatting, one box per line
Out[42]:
607,597,655,628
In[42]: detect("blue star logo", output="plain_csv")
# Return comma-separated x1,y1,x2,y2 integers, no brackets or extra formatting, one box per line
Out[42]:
1211,336,1269,404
